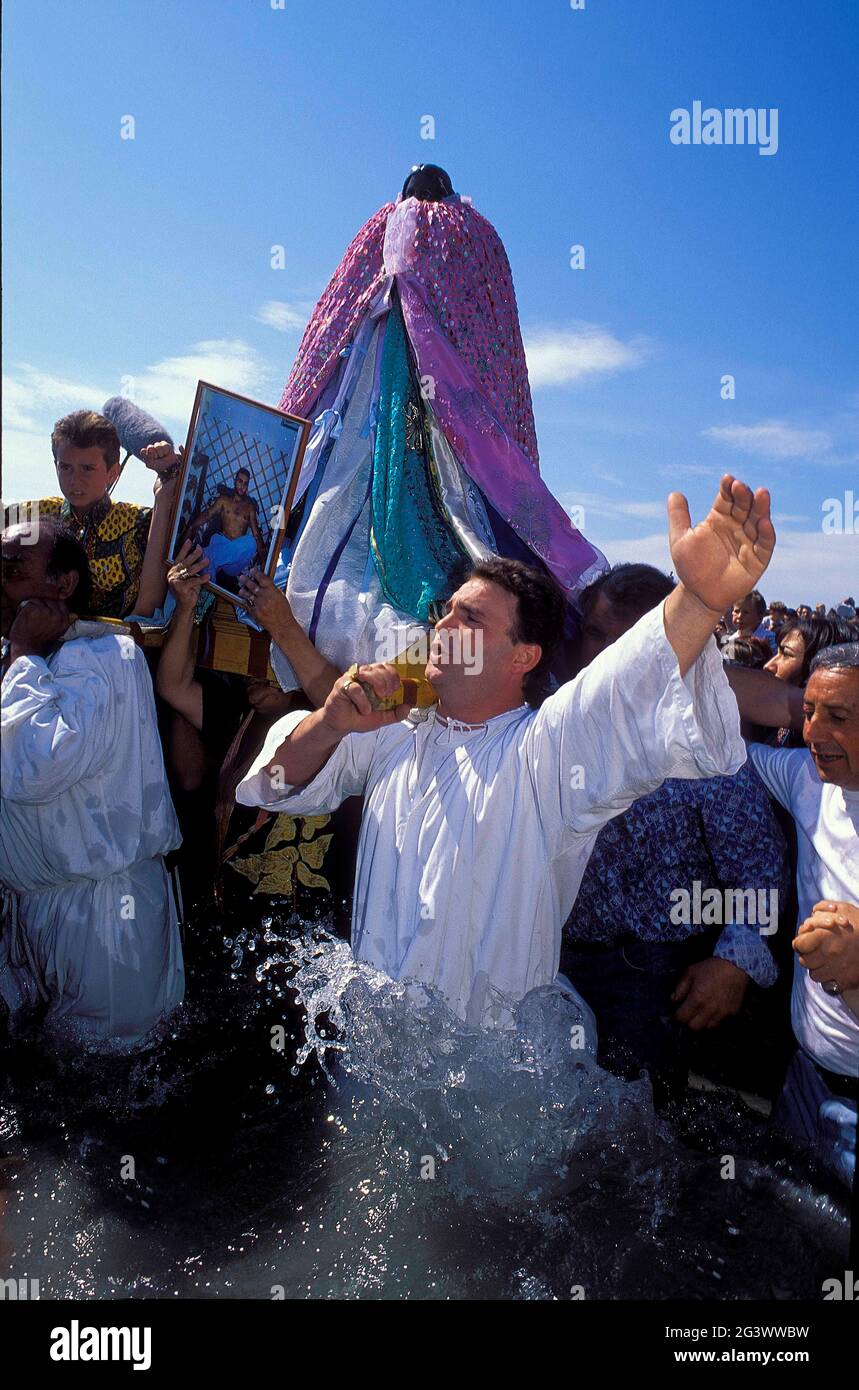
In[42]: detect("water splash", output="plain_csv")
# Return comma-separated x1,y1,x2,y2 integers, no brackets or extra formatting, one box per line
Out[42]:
281,928,658,1204
1,913,849,1300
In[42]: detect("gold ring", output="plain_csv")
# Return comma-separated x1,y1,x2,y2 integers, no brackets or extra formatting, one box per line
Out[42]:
178,567,190,580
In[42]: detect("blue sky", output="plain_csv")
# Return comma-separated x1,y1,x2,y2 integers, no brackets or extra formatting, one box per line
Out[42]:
4,0,857,605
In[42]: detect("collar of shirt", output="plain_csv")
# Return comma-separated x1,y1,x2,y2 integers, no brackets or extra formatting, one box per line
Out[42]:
429,702,530,740
60,493,112,535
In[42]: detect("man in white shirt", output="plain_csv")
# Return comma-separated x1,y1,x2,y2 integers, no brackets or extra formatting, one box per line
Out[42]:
1,521,184,1051
746,643,859,1188
237,474,775,1032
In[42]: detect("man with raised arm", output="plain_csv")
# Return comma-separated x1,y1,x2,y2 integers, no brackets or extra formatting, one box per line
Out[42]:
238,476,774,1028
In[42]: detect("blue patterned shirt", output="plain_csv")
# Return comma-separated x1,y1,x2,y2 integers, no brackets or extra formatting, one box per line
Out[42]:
564,761,788,986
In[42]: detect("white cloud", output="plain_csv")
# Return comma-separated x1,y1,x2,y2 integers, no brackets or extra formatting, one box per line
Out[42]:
524,325,649,388
2,365,112,432
593,528,855,610
704,420,832,459
561,488,666,524
2,340,279,505
128,339,274,427
255,300,312,333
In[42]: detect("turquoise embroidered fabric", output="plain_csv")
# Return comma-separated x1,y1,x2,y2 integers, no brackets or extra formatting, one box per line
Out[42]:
370,298,468,621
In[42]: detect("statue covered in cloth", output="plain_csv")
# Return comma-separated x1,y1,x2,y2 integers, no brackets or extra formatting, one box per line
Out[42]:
270,164,606,691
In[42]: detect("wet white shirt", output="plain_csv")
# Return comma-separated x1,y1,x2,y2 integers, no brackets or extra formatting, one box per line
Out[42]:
238,603,745,1027
0,626,183,1050
746,743,859,1077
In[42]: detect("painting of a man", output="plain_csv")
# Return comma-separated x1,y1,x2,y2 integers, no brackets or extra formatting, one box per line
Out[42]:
180,467,266,586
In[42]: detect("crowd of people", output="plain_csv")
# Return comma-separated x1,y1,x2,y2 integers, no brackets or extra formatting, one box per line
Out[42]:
1,404,856,1199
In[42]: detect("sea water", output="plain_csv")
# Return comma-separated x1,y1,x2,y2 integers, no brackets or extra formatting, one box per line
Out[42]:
0,914,849,1300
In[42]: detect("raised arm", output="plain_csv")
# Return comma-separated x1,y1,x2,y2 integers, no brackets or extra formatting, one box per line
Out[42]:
237,571,340,709
154,540,209,729
529,597,747,845
725,664,804,730
133,444,183,618
663,475,776,677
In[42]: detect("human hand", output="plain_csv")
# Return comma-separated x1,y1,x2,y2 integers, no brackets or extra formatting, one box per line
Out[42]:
141,441,183,474
166,540,209,609
668,474,775,614
237,570,293,632
794,901,859,992
672,956,749,1030
8,597,72,660
320,662,414,736
246,680,294,719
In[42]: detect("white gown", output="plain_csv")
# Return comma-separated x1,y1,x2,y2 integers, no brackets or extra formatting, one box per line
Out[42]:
238,602,746,1027
0,625,184,1051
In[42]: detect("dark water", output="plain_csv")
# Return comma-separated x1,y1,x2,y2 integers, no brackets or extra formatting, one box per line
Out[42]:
0,912,849,1301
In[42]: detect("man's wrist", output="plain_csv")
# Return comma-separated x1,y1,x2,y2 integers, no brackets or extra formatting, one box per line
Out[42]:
173,601,197,623
267,608,299,645
674,582,723,619
316,705,349,745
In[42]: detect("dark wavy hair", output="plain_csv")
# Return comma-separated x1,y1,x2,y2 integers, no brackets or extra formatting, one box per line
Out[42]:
777,617,857,685
720,636,772,669
468,556,567,705
579,562,676,622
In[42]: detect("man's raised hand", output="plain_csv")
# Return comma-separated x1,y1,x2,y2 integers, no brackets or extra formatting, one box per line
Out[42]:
668,474,775,614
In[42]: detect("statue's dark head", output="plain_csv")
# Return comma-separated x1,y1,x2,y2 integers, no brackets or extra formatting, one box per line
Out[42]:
400,164,455,201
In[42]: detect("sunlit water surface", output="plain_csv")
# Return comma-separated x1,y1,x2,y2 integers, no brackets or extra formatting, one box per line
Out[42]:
0,915,849,1300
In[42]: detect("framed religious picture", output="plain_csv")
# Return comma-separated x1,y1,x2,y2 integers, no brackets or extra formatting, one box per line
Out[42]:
167,382,310,607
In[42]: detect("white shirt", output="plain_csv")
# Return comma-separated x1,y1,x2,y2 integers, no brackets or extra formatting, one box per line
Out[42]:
238,604,745,1027
0,627,183,1049
747,743,859,1076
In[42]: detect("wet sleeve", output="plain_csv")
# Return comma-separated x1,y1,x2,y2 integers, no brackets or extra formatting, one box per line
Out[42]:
1,650,115,801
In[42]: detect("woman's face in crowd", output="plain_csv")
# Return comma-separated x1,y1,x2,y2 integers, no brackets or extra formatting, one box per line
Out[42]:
803,667,859,790
765,630,806,685
54,443,119,513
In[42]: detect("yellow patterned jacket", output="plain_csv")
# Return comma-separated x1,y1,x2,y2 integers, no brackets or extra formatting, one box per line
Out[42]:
33,496,152,618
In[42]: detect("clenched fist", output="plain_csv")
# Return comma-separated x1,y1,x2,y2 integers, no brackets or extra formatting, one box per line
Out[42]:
320,662,414,736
